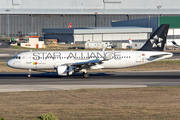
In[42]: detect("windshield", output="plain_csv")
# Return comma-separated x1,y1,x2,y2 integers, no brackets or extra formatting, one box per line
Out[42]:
13,55,21,59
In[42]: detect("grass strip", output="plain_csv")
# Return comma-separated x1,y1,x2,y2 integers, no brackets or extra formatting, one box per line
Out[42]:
0,87,180,120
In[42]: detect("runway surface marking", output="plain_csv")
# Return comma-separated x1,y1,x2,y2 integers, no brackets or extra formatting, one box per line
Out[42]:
0,71,180,92
0,85,147,92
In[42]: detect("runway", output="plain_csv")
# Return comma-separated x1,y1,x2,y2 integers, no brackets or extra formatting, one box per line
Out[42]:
0,71,180,92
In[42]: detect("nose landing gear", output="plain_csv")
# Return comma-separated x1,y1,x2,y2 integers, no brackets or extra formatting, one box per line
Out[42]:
28,69,31,77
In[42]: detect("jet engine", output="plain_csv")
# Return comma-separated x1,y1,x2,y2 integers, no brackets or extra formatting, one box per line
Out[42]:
56,65,74,76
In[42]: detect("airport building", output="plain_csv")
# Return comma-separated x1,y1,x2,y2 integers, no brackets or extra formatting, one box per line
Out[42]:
43,27,152,48
112,16,180,47
1,0,180,37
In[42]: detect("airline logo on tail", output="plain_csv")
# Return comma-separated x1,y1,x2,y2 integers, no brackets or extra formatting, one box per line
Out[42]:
150,35,163,48
68,23,72,28
139,24,170,51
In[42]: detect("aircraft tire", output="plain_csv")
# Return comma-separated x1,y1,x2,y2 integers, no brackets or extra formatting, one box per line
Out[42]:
83,73,89,78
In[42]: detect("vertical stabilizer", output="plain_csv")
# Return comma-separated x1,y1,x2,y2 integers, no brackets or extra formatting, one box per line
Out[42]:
129,38,132,46
68,23,72,28
138,24,170,51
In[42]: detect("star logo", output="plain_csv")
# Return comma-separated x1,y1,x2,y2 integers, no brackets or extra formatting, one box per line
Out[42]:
150,35,163,48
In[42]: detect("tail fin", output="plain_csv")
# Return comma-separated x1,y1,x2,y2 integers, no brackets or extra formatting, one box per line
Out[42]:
129,38,132,46
68,23,72,28
138,24,170,51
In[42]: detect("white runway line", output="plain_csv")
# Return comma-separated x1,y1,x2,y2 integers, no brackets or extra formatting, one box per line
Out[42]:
0,54,9,56
0,85,147,92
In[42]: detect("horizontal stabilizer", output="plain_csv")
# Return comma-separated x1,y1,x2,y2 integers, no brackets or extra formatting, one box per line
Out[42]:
148,54,170,61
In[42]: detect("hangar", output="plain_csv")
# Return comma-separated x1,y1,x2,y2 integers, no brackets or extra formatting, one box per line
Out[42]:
43,27,152,48
112,16,180,47
1,0,180,37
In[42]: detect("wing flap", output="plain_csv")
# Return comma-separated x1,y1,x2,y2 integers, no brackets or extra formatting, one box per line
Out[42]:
71,59,100,66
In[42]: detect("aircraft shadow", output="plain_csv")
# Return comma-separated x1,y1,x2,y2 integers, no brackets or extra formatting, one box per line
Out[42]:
0,72,180,80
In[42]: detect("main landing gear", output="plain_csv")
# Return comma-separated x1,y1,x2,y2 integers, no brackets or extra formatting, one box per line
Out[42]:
28,69,31,77
83,72,89,78
82,69,89,78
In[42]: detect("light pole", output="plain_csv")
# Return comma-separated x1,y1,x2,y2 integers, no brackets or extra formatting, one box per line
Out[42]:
157,5,162,18
5,9,10,37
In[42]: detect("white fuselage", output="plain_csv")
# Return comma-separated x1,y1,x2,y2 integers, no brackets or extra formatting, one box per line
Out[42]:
7,50,173,70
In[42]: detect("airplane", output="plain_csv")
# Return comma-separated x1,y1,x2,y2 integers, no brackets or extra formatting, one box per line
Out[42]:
127,38,133,49
6,24,173,78
68,23,72,28
129,38,132,46
172,41,180,48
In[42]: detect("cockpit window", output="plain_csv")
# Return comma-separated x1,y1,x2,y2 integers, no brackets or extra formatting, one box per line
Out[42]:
13,55,21,59
13,55,17,59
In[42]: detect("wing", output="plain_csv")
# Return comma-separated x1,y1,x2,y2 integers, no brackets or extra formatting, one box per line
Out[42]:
71,49,114,66
59,49,114,70
71,59,101,66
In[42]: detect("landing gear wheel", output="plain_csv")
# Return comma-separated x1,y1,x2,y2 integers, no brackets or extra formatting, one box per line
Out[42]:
28,74,31,78
28,69,31,78
83,72,89,78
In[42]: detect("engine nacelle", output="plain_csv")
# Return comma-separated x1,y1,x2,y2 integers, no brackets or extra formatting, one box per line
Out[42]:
56,65,74,76
56,66,67,76
90,65,104,70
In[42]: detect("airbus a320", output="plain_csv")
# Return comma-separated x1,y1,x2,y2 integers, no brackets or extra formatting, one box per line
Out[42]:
7,24,173,78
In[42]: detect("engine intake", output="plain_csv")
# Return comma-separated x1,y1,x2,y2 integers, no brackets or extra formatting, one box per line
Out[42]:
56,65,74,76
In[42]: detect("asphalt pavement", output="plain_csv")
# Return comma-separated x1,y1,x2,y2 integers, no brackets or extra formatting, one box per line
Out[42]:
0,71,180,92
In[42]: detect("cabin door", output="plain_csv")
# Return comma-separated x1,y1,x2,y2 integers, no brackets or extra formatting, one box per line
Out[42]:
136,53,141,62
26,54,32,63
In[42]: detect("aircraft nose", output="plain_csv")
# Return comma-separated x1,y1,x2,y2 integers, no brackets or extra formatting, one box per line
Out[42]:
6,59,13,67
